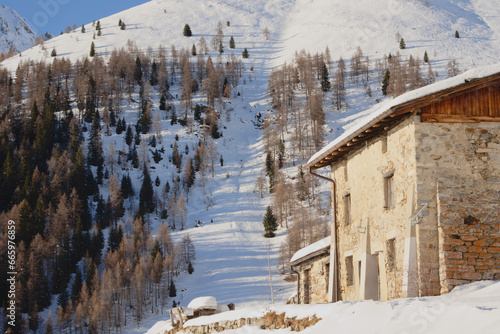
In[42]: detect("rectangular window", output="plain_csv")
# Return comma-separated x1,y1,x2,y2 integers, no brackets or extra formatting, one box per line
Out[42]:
358,261,362,284
344,191,351,225
386,238,396,270
346,256,354,286
384,171,394,209
325,263,330,293
381,135,388,154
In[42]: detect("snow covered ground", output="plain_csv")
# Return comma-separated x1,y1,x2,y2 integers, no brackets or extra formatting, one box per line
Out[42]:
2,1,500,333
146,281,500,334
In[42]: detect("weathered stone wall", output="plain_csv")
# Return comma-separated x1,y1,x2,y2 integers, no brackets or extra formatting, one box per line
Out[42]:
169,312,321,334
415,122,500,293
296,254,330,304
331,116,418,301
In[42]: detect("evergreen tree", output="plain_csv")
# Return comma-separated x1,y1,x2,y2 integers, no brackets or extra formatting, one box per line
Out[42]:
229,36,235,49
71,269,83,303
81,25,85,33
219,40,224,54
159,94,167,111
455,30,460,38
187,261,194,274
172,142,182,172
424,50,429,63
125,125,133,146
120,21,126,30
108,224,123,252
320,61,330,92
138,166,154,216
399,38,406,49
191,44,197,56
121,174,134,199
88,111,104,166
51,48,57,57
183,24,192,37
135,56,143,84
263,206,278,238
89,228,104,265
382,69,391,96
169,280,177,297
242,48,249,58
150,61,159,86
89,42,95,57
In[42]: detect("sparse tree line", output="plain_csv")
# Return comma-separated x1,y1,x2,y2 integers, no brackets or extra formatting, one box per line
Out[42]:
0,34,253,332
266,44,461,274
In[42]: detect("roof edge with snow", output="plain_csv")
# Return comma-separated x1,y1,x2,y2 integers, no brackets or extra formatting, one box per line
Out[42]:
306,63,500,171
290,236,331,266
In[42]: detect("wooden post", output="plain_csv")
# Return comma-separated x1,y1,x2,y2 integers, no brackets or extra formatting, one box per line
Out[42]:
268,244,274,304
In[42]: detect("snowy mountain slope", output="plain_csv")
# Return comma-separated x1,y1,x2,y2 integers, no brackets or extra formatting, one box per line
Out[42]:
1,0,293,71
277,0,500,69
0,5,37,53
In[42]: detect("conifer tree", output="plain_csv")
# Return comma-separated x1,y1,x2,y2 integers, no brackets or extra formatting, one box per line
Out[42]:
89,42,95,57
455,30,460,38
399,38,406,49
263,206,278,238
382,69,391,96
169,280,177,297
229,36,235,49
120,21,126,30
51,48,57,57
138,166,154,216
88,111,104,167
150,60,159,86
320,61,330,92
191,44,197,56
81,25,85,33
183,24,192,37
242,48,249,58
424,50,429,63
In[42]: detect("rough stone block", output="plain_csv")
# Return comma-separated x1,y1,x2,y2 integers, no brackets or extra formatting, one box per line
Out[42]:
444,237,465,246
461,272,482,280
443,251,463,259
487,247,500,253
461,235,478,242
467,246,484,253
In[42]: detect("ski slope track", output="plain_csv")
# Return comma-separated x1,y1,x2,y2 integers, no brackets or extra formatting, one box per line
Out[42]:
2,1,500,333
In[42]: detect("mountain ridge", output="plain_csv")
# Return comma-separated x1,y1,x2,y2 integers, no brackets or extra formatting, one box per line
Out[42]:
0,5,37,54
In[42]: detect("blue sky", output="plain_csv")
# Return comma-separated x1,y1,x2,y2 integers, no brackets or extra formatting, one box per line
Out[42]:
5,0,149,35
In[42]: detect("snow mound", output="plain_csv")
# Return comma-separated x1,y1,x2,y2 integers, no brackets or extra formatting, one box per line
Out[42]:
187,296,218,310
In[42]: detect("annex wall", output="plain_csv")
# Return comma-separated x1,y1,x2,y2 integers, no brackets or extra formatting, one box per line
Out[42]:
415,122,500,294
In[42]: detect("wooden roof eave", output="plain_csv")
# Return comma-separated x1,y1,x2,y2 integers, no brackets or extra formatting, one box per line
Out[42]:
311,110,414,170
290,247,330,267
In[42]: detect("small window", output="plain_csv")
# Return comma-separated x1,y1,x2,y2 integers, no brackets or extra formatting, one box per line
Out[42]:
358,261,362,284
381,135,388,154
345,256,354,286
386,238,396,270
325,263,330,293
344,191,351,225
384,171,394,209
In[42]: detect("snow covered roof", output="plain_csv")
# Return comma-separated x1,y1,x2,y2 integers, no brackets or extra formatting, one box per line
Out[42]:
307,63,500,171
187,296,218,310
290,237,331,266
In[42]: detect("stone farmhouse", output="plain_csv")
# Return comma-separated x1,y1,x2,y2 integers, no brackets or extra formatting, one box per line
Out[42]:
303,64,500,303
290,237,331,304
